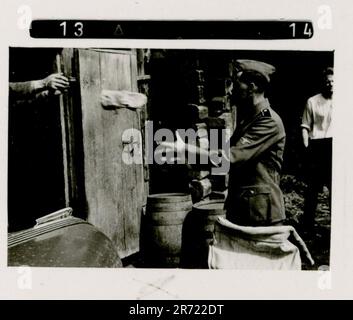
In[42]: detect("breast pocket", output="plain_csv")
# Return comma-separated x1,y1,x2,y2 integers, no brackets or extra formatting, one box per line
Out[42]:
238,185,272,224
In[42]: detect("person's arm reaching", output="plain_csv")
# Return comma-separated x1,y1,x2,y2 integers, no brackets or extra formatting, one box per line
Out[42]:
225,116,283,169
9,73,69,99
158,115,283,170
157,131,214,163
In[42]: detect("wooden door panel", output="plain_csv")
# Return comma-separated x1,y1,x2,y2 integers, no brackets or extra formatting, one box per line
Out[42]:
99,51,135,255
78,49,142,258
79,49,102,229
99,52,124,252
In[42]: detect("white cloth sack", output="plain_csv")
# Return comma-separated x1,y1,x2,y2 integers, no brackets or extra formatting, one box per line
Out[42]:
208,217,314,270
101,90,147,110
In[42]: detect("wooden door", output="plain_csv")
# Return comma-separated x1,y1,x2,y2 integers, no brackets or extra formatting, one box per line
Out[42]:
78,49,145,258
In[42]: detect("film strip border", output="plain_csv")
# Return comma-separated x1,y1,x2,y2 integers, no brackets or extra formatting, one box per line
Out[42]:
30,20,314,39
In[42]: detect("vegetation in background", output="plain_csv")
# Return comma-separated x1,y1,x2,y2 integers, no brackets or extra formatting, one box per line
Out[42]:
280,174,331,270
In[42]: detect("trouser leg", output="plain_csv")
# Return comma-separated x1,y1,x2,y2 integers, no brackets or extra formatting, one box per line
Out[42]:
302,140,321,229
325,138,332,215
302,138,332,229
303,178,321,228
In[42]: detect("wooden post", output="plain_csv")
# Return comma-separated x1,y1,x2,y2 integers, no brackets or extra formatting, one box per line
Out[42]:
56,53,70,207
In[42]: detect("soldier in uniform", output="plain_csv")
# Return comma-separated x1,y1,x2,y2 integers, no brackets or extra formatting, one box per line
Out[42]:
224,60,286,226
159,59,286,227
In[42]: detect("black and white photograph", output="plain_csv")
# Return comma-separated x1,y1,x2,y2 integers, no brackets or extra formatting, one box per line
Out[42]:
3,0,353,303
7,47,333,271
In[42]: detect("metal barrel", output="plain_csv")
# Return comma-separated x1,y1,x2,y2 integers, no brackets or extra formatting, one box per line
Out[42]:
181,200,226,268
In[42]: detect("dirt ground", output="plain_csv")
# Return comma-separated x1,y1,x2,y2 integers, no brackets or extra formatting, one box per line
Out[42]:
280,174,331,270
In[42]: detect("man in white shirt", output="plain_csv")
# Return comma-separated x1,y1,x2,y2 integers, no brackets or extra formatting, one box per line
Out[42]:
301,67,333,231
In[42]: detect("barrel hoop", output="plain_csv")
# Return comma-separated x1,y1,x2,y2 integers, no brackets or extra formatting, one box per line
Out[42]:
192,200,226,216
147,193,192,203
147,201,192,212
146,210,189,225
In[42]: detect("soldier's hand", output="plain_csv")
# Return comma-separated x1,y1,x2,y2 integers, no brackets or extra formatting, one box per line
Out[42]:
43,73,69,92
158,131,186,154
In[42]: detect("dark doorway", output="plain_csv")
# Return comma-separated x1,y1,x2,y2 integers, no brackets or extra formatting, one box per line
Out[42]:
8,48,66,231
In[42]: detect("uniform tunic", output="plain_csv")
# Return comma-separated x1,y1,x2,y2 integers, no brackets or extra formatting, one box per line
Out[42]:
225,99,286,226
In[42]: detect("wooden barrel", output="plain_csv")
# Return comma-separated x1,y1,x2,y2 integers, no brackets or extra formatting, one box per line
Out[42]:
181,200,226,268
144,193,192,268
